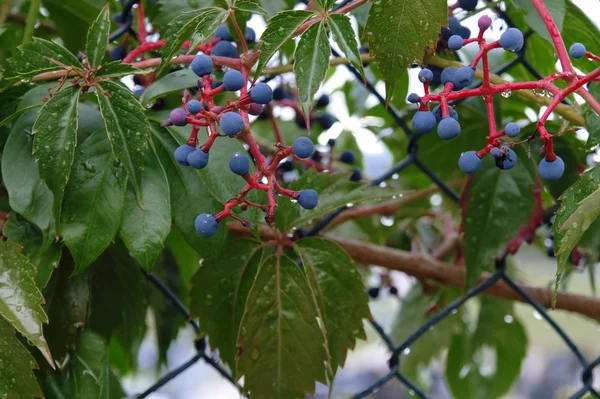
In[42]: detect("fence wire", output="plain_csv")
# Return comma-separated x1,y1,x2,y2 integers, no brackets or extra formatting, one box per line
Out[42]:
105,1,600,398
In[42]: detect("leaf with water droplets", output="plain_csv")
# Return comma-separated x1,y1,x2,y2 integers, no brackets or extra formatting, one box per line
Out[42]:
95,80,150,206
553,164,600,304
237,254,327,399
294,20,330,118
0,317,42,398
462,146,539,287
0,241,54,367
33,85,82,230
86,5,111,67
254,10,315,78
190,238,263,372
327,14,365,81
365,0,446,103
294,238,370,378
62,130,128,274
95,61,147,79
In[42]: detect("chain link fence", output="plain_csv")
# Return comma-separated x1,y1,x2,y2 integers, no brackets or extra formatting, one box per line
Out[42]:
110,1,600,397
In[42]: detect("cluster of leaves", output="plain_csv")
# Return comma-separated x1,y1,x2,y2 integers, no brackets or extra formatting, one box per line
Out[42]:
0,0,599,398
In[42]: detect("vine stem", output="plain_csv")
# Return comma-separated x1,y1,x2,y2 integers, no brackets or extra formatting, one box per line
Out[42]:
22,0,41,44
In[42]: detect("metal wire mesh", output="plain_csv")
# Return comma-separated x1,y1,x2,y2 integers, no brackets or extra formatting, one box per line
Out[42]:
105,1,600,398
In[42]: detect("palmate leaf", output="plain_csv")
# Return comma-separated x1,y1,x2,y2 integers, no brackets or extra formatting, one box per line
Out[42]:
61,130,128,274
0,318,42,398
365,0,446,103
237,254,327,399
327,14,365,80
254,10,315,78
95,80,150,206
462,146,539,287
86,5,111,68
190,238,263,371
552,164,600,303
95,61,147,79
140,69,199,106
158,7,229,75
294,20,330,118
0,241,53,366
294,238,370,375
33,84,82,229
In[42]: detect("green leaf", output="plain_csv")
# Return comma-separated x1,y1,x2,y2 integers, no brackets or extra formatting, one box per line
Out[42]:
254,10,315,78
0,318,43,398
62,130,128,273
553,164,600,301
0,241,53,366
462,146,539,287
328,14,365,81
2,110,56,250
190,238,263,370
89,245,147,370
95,61,147,79
86,5,111,68
276,169,395,231
140,69,199,106
95,80,150,206
158,8,229,76
584,82,600,149
294,20,330,117
42,0,101,53
365,0,446,103
33,85,82,229
235,0,268,15
1,38,82,91
151,126,226,257
237,254,327,399
3,213,62,288
511,0,565,45
119,145,171,272
295,238,370,375
446,297,527,399
71,331,111,398
0,104,42,128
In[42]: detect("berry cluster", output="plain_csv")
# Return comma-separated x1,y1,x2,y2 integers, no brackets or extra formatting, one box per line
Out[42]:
408,15,600,181
161,25,328,238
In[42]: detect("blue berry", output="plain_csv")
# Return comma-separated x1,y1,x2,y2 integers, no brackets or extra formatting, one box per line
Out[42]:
191,55,213,77
454,66,475,87
441,67,458,86
170,108,188,126
478,15,492,30
210,81,222,89
292,137,314,159
538,156,565,180
318,113,335,130
223,69,245,91
212,41,238,58
188,149,209,169
246,27,256,43
432,105,458,122
458,0,478,11
428,66,443,86
250,83,273,104
340,150,356,164
229,152,250,175
174,145,195,166
437,118,461,140
490,147,503,158
133,88,145,98
186,100,202,114
214,25,232,41
316,95,330,108
418,68,434,83
570,43,586,59
111,46,126,60
273,87,286,101
496,148,517,170
448,35,464,51
448,17,461,35
350,168,362,182
500,28,524,52
407,93,420,103
298,189,318,210
412,111,437,134
219,112,244,135
195,214,219,237
459,26,471,39
504,122,520,138
458,151,482,174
